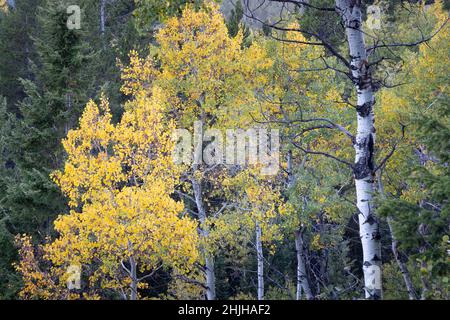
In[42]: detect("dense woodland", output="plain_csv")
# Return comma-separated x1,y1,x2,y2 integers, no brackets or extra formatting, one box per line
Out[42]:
0,0,448,300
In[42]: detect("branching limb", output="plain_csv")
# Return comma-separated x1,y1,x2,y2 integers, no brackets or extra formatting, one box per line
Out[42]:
367,18,449,53
174,190,196,204
269,0,335,12
292,117,355,142
291,140,353,168
374,143,397,172
242,0,351,68
175,274,208,290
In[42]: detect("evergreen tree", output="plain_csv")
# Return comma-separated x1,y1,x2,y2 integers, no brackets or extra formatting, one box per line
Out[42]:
0,0,93,298
0,0,41,112
226,1,249,38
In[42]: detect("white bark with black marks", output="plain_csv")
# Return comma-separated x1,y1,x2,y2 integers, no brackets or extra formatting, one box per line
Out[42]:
336,0,382,299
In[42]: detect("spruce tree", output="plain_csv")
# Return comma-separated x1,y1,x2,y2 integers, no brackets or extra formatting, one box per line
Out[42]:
0,0,92,297
0,0,41,112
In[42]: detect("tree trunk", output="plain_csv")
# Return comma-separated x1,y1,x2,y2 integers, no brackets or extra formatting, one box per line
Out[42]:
6,0,15,9
192,176,216,300
100,0,106,35
129,256,138,300
336,0,382,299
295,228,313,300
387,217,418,300
256,222,264,300
287,151,313,299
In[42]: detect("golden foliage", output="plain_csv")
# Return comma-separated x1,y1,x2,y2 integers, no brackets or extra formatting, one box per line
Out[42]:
17,88,199,299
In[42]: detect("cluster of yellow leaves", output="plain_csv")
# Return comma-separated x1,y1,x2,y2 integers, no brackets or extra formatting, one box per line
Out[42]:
14,235,64,300
53,89,179,207
121,2,272,129
0,0,8,13
13,235,102,300
253,22,355,209
310,234,325,251
16,85,200,298
119,51,157,97
49,87,198,297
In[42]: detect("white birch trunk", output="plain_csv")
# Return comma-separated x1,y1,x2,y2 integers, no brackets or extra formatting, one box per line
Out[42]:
336,0,382,299
256,222,264,300
100,0,106,35
192,176,216,300
295,228,313,300
204,256,216,300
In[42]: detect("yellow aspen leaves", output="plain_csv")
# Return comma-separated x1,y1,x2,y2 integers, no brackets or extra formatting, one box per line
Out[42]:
16,86,199,299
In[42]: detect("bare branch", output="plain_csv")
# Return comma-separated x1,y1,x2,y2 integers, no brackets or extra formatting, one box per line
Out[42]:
367,18,449,53
120,260,131,276
292,117,355,142
269,0,335,12
242,0,351,68
137,265,163,282
175,274,208,290
374,143,397,172
291,140,353,168
213,202,229,218
174,190,196,204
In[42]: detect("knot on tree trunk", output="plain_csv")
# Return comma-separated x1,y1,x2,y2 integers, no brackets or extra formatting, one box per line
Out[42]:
356,101,372,117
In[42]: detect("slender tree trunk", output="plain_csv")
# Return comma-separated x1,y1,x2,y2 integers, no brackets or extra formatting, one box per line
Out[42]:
377,173,418,300
204,256,216,300
387,217,418,300
336,0,382,299
295,228,313,300
255,222,264,300
192,176,216,300
100,0,106,35
129,256,138,300
287,151,313,299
